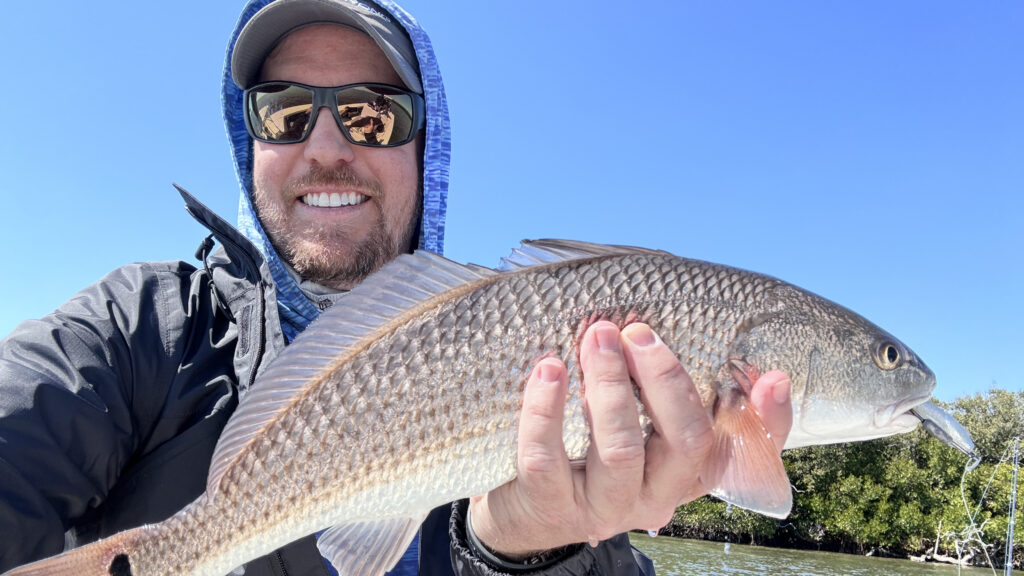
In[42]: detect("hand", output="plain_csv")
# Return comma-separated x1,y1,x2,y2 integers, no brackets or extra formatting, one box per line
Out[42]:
468,321,793,558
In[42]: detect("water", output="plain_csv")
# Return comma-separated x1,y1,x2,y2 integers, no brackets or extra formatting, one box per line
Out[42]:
628,534,1018,576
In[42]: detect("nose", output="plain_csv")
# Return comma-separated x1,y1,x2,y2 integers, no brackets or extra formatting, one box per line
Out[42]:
303,106,356,166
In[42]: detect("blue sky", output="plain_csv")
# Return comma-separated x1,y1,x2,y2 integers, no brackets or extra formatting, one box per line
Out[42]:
0,1,1020,403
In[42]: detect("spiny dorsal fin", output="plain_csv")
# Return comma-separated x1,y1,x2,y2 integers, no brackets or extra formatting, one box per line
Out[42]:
497,238,669,271
205,250,496,493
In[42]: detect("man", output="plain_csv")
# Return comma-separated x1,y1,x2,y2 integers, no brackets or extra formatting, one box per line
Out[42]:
0,0,793,574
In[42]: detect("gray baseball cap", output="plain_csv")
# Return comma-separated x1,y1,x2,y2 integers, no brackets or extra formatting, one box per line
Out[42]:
231,0,422,93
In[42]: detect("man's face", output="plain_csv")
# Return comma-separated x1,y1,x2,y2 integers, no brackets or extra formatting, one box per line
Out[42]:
252,24,422,290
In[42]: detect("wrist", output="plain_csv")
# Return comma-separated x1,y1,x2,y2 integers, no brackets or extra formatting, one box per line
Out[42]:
464,502,580,572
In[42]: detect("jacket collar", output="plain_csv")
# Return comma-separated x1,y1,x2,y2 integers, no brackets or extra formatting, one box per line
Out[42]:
176,184,268,278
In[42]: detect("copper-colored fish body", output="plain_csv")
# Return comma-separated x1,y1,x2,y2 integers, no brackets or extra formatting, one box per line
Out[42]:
3,240,943,576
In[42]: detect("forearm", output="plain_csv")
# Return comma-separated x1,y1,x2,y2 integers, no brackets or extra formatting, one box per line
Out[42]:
0,314,139,569
0,263,192,569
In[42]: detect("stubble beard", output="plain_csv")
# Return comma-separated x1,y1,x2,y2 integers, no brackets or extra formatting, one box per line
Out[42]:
254,165,421,291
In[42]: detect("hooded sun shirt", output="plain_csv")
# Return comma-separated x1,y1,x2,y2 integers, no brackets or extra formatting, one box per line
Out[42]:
220,0,451,572
222,0,451,343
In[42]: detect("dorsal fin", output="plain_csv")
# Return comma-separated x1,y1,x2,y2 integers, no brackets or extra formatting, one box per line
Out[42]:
206,250,496,493
497,239,668,271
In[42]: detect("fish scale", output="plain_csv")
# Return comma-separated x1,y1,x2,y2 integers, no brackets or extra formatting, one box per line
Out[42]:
4,239,956,576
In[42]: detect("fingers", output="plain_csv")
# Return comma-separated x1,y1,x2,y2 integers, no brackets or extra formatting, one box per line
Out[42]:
748,370,792,453
578,321,715,534
481,320,793,556
470,357,574,556
578,322,647,529
517,358,573,487
619,322,714,524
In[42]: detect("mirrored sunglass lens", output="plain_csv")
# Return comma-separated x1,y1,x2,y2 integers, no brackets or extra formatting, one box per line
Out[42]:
250,84,315,142
335,86,416,146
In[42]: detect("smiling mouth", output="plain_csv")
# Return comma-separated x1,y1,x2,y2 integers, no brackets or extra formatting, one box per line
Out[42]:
301,192,370,207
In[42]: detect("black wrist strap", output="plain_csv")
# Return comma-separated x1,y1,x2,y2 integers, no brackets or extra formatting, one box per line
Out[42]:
464,505,579,573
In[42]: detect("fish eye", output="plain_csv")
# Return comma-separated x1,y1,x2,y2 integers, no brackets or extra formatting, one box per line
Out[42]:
874,341,902,370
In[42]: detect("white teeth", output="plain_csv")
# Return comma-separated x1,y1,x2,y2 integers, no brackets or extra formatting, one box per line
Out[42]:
301,192,369,207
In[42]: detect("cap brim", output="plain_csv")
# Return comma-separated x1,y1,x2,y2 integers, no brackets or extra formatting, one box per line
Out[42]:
231,0,422,93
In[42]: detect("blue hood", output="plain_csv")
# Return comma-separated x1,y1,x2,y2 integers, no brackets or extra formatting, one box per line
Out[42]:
221,0,451,340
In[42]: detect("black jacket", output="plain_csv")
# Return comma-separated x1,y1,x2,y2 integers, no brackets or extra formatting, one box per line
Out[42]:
0,190,653,576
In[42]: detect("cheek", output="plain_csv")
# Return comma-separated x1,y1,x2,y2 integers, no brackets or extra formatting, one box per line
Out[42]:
252,142,295,191
378,145,422,210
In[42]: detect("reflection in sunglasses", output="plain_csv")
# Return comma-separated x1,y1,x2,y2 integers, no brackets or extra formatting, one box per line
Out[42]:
246,83,421,146
340,99,395,145
339,106,363,121
257,104,312,140
257,102,398,144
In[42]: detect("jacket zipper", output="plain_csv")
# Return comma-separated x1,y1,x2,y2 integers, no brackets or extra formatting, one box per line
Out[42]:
214,232,268,391
248,279,267,390
179,185,270,391
273,550,289,576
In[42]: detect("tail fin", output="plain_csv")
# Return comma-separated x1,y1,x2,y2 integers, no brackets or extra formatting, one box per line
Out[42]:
3,526,151,576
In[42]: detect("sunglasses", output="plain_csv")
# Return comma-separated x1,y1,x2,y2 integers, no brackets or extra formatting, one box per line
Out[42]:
243,81,425,147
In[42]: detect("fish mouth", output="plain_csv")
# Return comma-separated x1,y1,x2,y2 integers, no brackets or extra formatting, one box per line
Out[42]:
874,394,931,432
786,393,930,449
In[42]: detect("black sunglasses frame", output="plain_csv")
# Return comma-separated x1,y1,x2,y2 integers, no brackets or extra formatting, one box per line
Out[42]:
243,81,425,147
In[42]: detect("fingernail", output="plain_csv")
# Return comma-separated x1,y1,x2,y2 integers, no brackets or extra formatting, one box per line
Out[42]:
623,324,657,348
594,324,621,352
538,361,562,384
772,377,791,404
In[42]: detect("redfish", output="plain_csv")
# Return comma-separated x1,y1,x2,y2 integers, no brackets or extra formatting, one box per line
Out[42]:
5,239,957,576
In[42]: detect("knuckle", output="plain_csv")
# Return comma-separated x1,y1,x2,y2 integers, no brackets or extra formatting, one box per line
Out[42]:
658,392,714,450
518,443,563,477
641,356,691,388
523,397,561,422
596,433,646,468
674,416,714,456
586,363,630,392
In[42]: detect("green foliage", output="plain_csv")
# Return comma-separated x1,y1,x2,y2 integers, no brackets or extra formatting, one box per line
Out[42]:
666,497,778,544
663,388,1024,568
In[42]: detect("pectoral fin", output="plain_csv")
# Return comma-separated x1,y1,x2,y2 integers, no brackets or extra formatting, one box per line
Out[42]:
316,514,425,576
703,381,792,519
